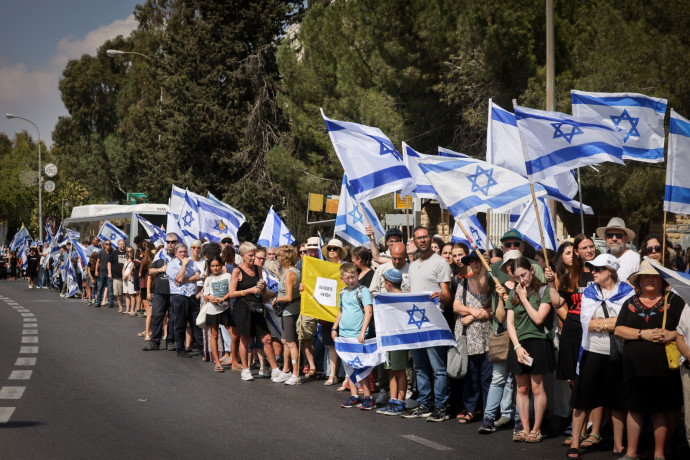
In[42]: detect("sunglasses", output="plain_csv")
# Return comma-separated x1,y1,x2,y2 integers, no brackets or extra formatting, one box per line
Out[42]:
300,250,308,254
327,247,339,251
590,266,607,273
606,232,625,239
644,245,663,254
166,240,178,244
105,243,111,246
503,241,522,248
255,256,266,261
126,250,133,253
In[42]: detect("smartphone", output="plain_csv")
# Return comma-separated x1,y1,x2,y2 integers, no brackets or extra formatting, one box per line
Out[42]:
523,355,534,367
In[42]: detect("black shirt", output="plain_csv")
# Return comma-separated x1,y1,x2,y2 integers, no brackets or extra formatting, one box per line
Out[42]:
110,250,127,280
97,250,112,275
151,258,170,295
559,271,594,344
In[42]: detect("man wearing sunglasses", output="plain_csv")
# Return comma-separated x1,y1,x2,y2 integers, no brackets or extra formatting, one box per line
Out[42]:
94,239,114,308
489,229,546,285
595,217,639,282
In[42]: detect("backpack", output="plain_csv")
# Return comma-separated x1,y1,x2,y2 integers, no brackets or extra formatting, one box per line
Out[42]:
339,284,375,338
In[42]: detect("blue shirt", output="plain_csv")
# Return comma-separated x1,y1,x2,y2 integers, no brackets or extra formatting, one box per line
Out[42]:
338,285,373,338
166,258,200,297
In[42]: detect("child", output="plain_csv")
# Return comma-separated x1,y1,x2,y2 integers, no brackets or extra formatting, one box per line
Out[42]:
332,262,375,410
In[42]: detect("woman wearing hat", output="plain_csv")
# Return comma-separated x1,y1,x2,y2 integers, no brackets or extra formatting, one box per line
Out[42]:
614,260,685,460
322,239,347,387
566,254,634,459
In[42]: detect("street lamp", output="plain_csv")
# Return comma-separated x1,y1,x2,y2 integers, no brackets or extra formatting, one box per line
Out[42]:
61,199,70,223
6,113,43,243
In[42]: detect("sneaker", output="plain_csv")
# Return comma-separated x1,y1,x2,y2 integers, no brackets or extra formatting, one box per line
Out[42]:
402,405,432,419
59,293,65,298
376,400,394,414
257,368,270,378
360,396,375,411
284,374,299,386
270,368,282,380
387,399,406,416
427,407,450,422
494,416,512,429
166,343,176,351
477,418,497,434
177,350,192,358
241,369,254,381
142,343,159,351
341,396,362,408
272,371,291,383
375,389,389,406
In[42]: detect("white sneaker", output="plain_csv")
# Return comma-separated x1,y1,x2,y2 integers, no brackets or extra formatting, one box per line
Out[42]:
284,374,299,386
240,369,254,381
270,368,282,380
272,371,291,383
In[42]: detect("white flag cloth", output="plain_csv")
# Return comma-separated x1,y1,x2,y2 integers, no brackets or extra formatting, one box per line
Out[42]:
513,198,558,251
169,184,186,217
136,213,166,245
664,109,690,215
165,211,182,240
571,90,668,163
646,257,690,305
177,191,200,245
10,225,31,252
373,292,456,352
69,237,89,266
401,142,439,199
198,196,245,245
257,206,295,248
335,176,385,248
414,155,545,219
64,256,80,297
334,337,386,385
66,228,80,241
97,220,127,244
321,109,414,202
514,104,625,182
438,146,470,158
451,215,493,251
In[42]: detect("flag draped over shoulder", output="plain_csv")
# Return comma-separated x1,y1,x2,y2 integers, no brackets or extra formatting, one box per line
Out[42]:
513,198,557,251
334,337,386,386
664,109,690,215
373,292,456,352
646,257,690,305
451,215,492,251
97,220,127,244
514,104,625,182
335,176,385,248
136,213,166,245
321,109,414,202
401,142,439,199
414,155,545,219
571,90,667,163
300,256,346,322
257,206,295,248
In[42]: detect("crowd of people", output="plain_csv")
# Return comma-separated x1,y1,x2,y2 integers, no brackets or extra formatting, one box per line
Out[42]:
6,216,690,459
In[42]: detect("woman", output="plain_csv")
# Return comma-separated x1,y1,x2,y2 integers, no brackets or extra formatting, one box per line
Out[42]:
639,234,673,269
9,251,17,281
229,242,279,381
138,242,154,340
431,236,444,255
122,246,136,315
86,252,98,306
216,242,240,368
506,257,554,443
322,239,347,386
566,254,634,459
272,245,302,385
187,240,207,352
441,242,455,270
554,241,574,285
253,247,281,376
614,260,685,460
26,247,39,288
203,255,233,373
454,251,493,424
351,246,374,288
534,249,555,271
488,248,504,265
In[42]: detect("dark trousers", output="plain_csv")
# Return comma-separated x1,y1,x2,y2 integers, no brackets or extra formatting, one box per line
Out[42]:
189,296,204,349
463,352,493,413
170,294,191,352
95,273,113,306
151,293,172,347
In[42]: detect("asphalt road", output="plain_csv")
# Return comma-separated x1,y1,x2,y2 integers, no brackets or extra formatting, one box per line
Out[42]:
0,280,661,459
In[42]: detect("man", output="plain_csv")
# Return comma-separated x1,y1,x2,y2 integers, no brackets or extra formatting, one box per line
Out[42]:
95,240,114,307
266,247,277,260
84,237,101,258
143,233,179,352
596,217,639,281
166,242,200,358
674,244,686,272
108,239,127,311
402,226,452,422
369,242,410,294
367,226,404,265
489,229,545,284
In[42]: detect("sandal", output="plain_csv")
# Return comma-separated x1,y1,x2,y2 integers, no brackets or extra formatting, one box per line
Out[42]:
566,447,580,459
305,369,316,378
138,331,146,337
525,431,543,443
144,335,150,342
324,375,338,386
513,430,528,442
580,433,601,448
220,357,232,366
214,364,224,373
562,434,587,446
337,380,350,392
458,411,476,424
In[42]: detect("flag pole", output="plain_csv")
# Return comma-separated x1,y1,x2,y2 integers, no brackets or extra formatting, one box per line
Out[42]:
297,315,303,385
486,209,491,248
577,167,585,235
662,211,668,266
455,218,506,301
528,182,551,266
405,197,410,241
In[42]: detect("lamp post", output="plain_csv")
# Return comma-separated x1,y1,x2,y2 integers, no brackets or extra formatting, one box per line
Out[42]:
6,113,43,243
61,199,70,223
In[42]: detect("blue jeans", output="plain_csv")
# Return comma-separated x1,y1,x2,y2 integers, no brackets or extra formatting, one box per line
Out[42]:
483,360,515,421
37,266,45,287
463,352,493,413
95,273,113,306
411,346,449,409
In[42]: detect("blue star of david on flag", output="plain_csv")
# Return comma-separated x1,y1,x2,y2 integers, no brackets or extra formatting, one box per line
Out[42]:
551,122,583,143
283,232,295,245
610,109,640,143
406,304,429,329
467,165,498,196
182,210,195,227
366,134,402,161
348,207,363,226
213,219,229,234
348,356,364,368
470,226,483,248
109,233,117,241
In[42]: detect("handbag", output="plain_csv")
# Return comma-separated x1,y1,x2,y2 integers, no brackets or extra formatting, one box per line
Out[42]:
447,278,469,379
196,302,209,329
662,293,680,370
600,298,625,364
489,330,510,363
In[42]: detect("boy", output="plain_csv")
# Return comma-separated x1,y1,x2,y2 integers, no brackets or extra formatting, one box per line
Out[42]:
332,263,375,410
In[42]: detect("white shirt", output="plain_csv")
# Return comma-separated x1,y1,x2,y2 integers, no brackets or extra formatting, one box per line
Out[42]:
676,304,690,364
369,261,410,293
616,249,640,282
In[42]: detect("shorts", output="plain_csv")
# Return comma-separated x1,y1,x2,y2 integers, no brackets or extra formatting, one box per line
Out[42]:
386,350,409,371
85,276,94,289
112,278,123,296
123,280,135,295
133,276,140,292
282,315,298,343
298,316,317,340
508,337,555,375
232,299,270,338
320,321,334,346
140,287,148,299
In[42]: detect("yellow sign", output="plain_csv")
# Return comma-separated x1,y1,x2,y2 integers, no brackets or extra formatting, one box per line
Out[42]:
395,193,411,210
308,193,324,212
300,256,345,322
325,197,340,214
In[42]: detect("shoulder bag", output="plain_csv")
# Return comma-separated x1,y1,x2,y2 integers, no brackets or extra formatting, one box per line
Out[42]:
447,278,469,379
662,293,680,370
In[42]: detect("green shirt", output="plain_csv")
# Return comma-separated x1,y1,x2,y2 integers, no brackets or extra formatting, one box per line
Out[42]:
505,285,551,341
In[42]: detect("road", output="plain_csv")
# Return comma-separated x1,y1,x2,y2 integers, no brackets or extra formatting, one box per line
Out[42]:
0,280,653,459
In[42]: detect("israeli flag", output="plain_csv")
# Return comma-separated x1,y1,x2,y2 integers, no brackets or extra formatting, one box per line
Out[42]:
10,225,30,252
645,256,690,304
169,184,186,216
64,257,79,297
135,213,166,245
514,104,625,182
373,292,456,352
65,228,80,241
451,215,493,251
257,206,295,247
177,191,200,245
664,109,690,215
154,248,172,263
414,155,546,219
438,146,470,158
69,237,89,266
198,197,245,245
335,176,385,248
317,232,325,260
334,337,386,385
513,198,558,251
166,211,182,239
206,192,247,226
571,90,667,163
321,109,414,202
18,244,28,269
401,143,439,199
97,220,127,244
264,303,284,339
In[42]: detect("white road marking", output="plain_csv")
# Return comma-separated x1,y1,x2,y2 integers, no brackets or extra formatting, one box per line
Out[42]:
19,346,39,354
22,329,38,335
23,318,37,323
0,387,26,399
401,435,453,451
20,313,35,317
16,309,29,312
21,337,38,344
15,358,36,366
0,407,16,423
9,370,32,380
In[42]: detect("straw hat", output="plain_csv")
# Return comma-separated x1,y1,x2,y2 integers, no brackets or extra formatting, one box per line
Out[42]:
322,239,347,260
305,237,320,249
627,260,660,286
596,217,635,241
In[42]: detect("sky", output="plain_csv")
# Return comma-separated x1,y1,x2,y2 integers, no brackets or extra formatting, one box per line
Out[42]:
0,0,141,146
